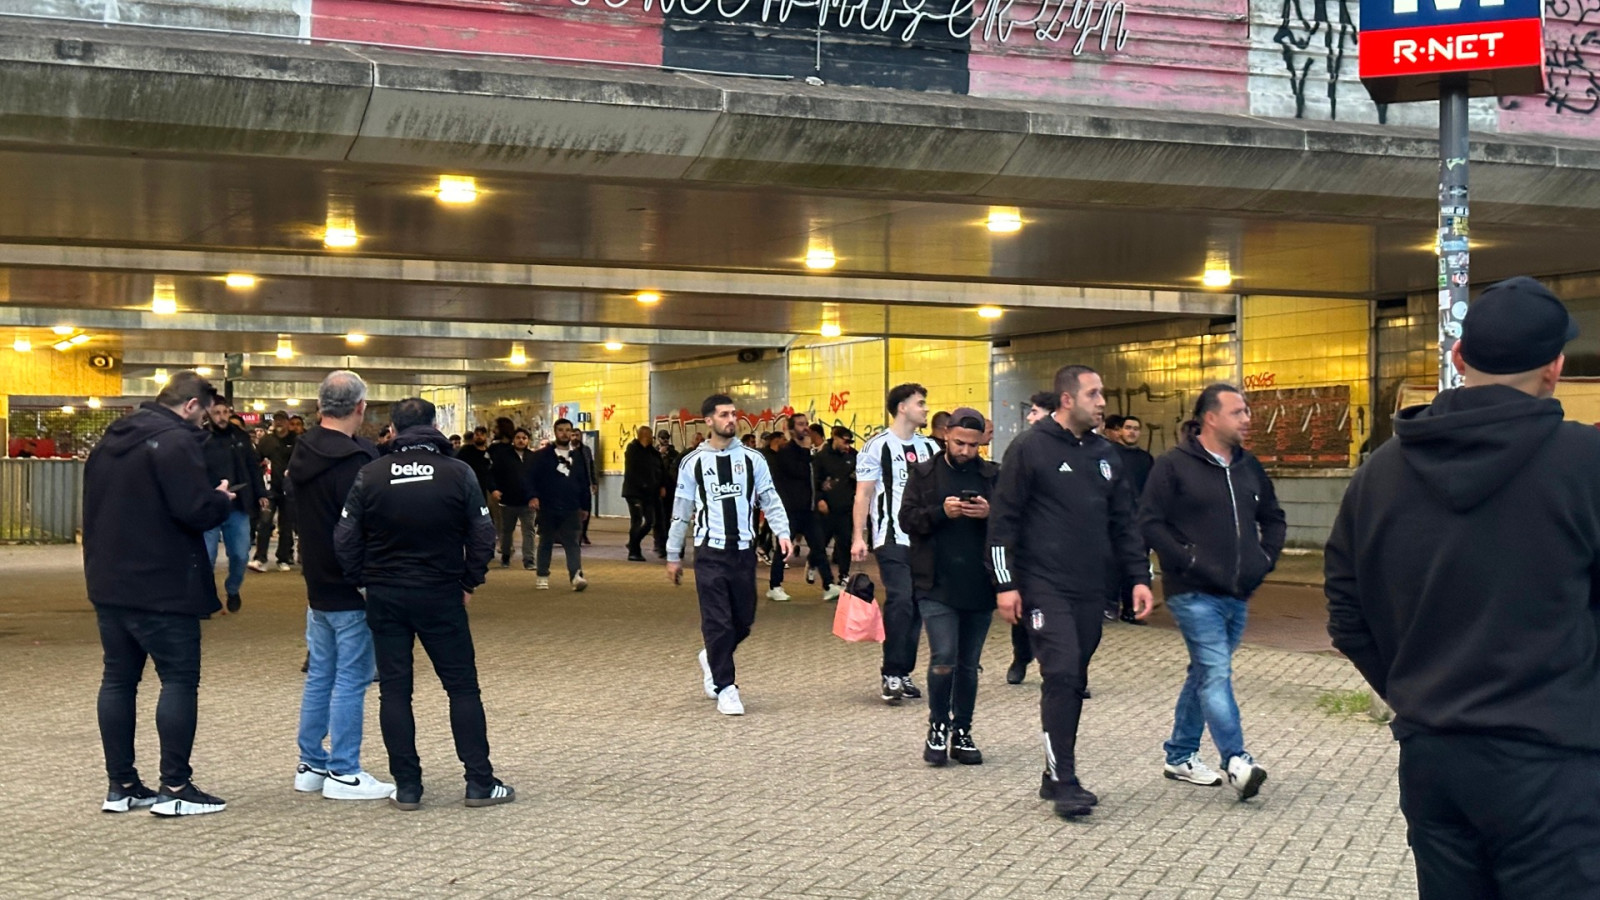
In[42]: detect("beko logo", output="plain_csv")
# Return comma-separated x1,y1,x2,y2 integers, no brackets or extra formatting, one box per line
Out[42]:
708,482,744,500
391,461,435,484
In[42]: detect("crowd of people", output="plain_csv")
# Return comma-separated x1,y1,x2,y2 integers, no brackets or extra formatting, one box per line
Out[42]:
75,276,1600,898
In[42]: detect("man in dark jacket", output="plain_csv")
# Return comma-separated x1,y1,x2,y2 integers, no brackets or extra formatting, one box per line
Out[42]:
286,371,392,802
655,430,681,559
1109,414,1158,624
770,413,831,602
490,426,538,569
1139,384,1285,801
812,425,857,602
251,411,297,571
84,370,234,817
577,431,599,545
1326,277,1600,899
202,401,267,613
456,425,494,505
529,418,592,591
986,365,1152,819
334,397,508,811
902,408,1000,767
622,425,665,561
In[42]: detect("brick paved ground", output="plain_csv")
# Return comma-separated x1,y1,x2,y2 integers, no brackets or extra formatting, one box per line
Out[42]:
0,531,1412,899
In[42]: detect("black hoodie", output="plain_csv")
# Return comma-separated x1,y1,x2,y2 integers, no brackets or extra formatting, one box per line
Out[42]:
203,421,266,514
334,426,495,595
1326,385,1600,750
287,425,379,611
83,403,232,616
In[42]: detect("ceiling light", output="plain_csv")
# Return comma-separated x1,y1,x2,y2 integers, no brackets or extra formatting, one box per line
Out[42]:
51,325,74,336
224,273,257,289
152,275,178,315
805,248,837,270
603,341,624,352
153,368,169,385
275,335,293,359
53,340,73,352
194,366,213,377
323,205,359,249
636,291,661,305
509,342,527,366
1202,267,1234,289
12,337,31,352
251,400,265,412
70,334,90,345
60,405,75,414
285,398,300,407
345,333,367,345
820,323,843,338
986,208,1023,234
978,306,1004,319
436,175,478,205
87,397,102,410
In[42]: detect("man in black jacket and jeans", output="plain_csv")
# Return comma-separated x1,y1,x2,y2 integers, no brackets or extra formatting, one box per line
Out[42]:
1139,384,1285,801
622,425,664,561
491,426,538,569
202,401,267,613
902,408,1000,767
529,418,592,591
84,370,234,817
251,411,297,571
335,397,509,811
1326,277,1600,899
987,365,1152,819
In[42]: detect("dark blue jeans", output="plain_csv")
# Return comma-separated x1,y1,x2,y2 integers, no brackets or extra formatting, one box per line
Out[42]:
1164,592,1249,767
920,597,992,730
95,607,202,788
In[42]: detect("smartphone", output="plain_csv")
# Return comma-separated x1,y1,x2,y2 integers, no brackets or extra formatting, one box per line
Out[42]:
959,490,981,502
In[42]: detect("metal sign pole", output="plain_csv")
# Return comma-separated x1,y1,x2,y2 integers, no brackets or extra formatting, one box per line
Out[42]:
1437,80,1469,393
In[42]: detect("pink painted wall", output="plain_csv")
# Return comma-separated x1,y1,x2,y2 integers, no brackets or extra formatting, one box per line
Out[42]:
311,0,663,66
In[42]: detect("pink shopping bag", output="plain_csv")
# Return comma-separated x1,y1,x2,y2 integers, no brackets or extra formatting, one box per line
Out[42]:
832,573,885,643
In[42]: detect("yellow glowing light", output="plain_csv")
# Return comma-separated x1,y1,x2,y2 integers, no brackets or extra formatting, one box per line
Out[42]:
986,208,1023,234
323,227,358,249
285,398,300,407
87,397,102,410
153,368,170,385
820,323,843,338
1202,268,1234,289
603,341,624,352
436,175,478,205
345,333,367,345
805,248,837,270
69,334,90,345
275,336,294,360
251,400,265,412
12,338,31,353
636,291,661,305
509,342,527,366
978,306,1004,319
195,366,213,377
53,340,73,352
51,325,74,336
60,405,75,414
224,273,257,290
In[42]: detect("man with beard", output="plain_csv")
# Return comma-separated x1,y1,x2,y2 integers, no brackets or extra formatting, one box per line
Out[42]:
491,426,538,569
527,418,592,592
811,425,857,602
622,425,665,562
202,401,267,613
456,426,495,505
250,411,297,572
769,413,832,602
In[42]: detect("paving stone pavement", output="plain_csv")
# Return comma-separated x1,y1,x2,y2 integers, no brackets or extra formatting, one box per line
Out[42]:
0,539,1415,899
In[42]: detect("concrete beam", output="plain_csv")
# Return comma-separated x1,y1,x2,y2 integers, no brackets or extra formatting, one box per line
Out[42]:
123,350,550,376
123,377,426,402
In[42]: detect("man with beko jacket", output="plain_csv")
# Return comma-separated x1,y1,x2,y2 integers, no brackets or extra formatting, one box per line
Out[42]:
334,397,510,811
84,371,234,817
1139,384,1285,801
1326,277,1600,899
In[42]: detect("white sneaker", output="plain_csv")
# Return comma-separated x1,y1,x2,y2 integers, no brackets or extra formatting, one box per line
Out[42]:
247,560,268,573
717,684,745,716
572,572,588,592
321,771,396,801
766,586,791,603
1163,754,1224,786
1227,754,1268,800
822,584,842,602
536,577,550,590
697,648,717,699
275,562,293,572
293,763,328,792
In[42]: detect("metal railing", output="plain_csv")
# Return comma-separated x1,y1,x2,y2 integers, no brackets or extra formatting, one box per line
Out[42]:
0,459,83,543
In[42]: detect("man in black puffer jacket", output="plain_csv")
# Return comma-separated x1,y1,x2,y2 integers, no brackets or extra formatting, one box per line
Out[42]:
202,400,267,613
84,371,234,817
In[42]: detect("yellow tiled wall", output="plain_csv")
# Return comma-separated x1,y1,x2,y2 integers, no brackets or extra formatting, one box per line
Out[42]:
550,361,648,473
1241,296,1370,464
787,338,890,438
888,338,992,418
0,346,122,397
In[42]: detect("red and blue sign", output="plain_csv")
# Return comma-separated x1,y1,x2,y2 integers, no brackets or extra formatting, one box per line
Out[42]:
1359,0,1546,103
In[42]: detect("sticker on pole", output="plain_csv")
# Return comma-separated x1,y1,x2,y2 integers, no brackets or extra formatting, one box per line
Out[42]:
1358,0,1546,103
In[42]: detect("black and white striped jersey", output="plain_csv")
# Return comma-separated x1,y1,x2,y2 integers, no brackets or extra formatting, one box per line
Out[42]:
856,430,941,550
665,441,789,562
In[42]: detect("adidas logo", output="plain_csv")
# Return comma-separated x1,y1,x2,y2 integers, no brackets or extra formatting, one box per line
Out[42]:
1058,462,1073,473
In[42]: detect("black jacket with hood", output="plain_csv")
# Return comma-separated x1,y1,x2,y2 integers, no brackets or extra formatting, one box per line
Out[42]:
528,442,593,516
83,402,232,616
287,425,379,611
334,427,495,596
902,453,1000,610
489,440,536,506
621,439,664,500
772,438,814,516
1138,435,1286,601
1326,385,1600,750
985,417,1150,601
813,444,857,513
256,429,296,498
203,421,266,515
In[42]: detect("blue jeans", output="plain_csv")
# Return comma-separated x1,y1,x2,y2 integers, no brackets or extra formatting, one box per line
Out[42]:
1164,592,1249,767
203,510,252,596
296,608,376,775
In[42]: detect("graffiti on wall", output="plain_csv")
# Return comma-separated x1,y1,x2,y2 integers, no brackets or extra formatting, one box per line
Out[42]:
629,400,892,454
1499,0,1600,116
1271,0,1371,121
1244,385,1355,467
1103,382,1192,456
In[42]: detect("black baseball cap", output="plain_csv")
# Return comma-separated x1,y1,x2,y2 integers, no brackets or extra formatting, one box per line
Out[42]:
948,407,987,431
1459,277,1578,375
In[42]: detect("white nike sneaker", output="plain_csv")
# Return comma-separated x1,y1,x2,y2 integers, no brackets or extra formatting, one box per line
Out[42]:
717,684,745,716
321,771,396,801
697,648,717,699
294,763,329,793
821,585,842,602
766,586,791,603
572,572,588,592
536,577,550,591
1227,754,1268,801
1163,754,1224,786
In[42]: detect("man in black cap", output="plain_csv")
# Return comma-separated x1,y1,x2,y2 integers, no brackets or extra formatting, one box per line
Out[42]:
1327,276,1600,899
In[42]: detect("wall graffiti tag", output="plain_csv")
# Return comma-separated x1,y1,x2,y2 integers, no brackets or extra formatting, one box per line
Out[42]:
1272,0,1372,121
1500,0,1600,115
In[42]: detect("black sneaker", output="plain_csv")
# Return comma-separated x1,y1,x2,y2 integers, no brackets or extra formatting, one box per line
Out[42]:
923,722,949,766
391,783,423,811
499,558,510,569
627,552,646,562
1120,611,1147,626
149,782,226,817
523,560,535,571
102,779,160,813
1079,686,1092,700
900,676,922,700
950,728,983,765
1038,771,1098,806
1103,608,1117,621
1006,660,1027,685
880,675,903,704
464,780,516,808
226,593,241,613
